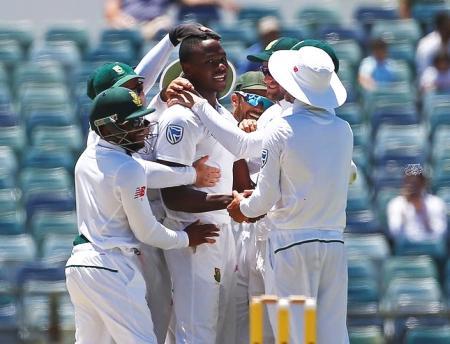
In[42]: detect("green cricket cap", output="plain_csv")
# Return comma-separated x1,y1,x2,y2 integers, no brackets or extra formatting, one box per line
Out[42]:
234,71,266,92
87,62,144,100
89,87,155,131
291,39,340,72
247,37,300,62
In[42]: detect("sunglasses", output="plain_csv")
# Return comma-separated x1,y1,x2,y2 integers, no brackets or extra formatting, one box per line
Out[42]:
131,81,144,94
235,91,274,110
259,65,272,77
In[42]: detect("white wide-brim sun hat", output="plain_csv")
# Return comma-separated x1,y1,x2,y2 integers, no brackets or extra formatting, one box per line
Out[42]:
268,46,347,109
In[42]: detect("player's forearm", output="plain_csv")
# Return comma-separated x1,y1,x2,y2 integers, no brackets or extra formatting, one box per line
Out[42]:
192,101,263,158
138,159,196,188
135,34,174,95
161,186,233,212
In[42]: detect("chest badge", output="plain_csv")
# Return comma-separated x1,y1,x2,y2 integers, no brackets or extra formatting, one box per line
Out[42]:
166,125,184,145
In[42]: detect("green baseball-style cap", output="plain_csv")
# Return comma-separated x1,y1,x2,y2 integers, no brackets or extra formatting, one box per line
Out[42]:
234,71,266,92
291,39,340,72
89,87,155,131
247,37,300,62
87,62,144,100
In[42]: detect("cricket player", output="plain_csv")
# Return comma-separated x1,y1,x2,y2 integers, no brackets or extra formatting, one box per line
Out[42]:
65,87,220,343
155,35,242,344
228,46,352,344
84,23,222,343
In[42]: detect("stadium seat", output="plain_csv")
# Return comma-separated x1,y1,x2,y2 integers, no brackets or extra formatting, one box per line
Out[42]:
405,326,450,344
40,233,75,265
351,124,370,149
86,40,137,67
349,326,385,344
412,3,450,33
0,188,21,212
382,256,438,290
13,60,66,94
345,233,390,261
21,146,76,172
237,7,279,22
432,158,450,189
19,167,73,192
327,39,362,68
394,238,447,260
352,146,370,177
0,146,17,175
31,125,83,153
348,257,378,280
24,188,75,220
211,24,256,46
347,175,372,212
371,105,419,137
0,234,36,264
31,210,77,242
0,294,18,343
31,41,81,74
0,40,25,70
348,278,380,316
0,22,34,54
0,209,26,235
346,209,381,234
297,6,342,36
427,103,450,136
371,19,421,46
45,25,90,56
0,126,26,154
336,102,364,126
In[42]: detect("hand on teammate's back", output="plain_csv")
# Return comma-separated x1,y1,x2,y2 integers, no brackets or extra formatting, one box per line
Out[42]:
184,220,220,246
193,155,221,187
169,22,221,46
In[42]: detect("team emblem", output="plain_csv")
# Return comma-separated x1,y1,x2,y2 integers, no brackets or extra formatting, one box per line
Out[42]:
261,149,268,168
214,268,221,283
166,125,184,145
112,65,125,75
129,91,142,107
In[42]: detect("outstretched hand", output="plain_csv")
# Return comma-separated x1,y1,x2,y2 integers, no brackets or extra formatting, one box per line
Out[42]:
193,155,221,187
161,77,194,102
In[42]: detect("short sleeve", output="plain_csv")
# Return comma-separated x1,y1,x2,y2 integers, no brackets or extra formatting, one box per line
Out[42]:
156,106,204,166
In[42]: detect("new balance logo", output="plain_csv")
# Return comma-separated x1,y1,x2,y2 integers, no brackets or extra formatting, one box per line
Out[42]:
134,186,146,199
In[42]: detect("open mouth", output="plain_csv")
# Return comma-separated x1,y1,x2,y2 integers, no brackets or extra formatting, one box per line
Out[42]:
213,74,226,82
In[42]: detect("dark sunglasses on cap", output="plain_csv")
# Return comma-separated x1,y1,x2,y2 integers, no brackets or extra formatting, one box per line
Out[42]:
235,91,274,110
259,65,272,77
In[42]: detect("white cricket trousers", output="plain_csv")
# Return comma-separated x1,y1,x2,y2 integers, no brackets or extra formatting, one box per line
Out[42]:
265,229,349,344
235,220,274,344
65,243,158,344
163,219,237,344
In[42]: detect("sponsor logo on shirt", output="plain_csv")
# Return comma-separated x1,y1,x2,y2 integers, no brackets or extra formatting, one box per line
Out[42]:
261,149,268,168
214,267,221,283
134,186,146,199
166,124,184,145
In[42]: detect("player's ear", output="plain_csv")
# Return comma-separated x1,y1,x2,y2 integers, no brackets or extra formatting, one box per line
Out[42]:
180,62,193,79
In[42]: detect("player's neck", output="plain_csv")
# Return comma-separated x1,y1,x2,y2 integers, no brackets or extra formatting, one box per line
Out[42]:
195,88,217,107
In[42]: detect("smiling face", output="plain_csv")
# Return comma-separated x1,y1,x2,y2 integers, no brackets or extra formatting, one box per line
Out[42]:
262,61,285,101
181,39,229,96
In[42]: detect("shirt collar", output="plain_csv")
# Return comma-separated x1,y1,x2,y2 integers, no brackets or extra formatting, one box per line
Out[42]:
97,138,128,154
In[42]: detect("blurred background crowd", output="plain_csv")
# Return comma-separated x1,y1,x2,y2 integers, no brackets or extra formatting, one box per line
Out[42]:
1,0,450,343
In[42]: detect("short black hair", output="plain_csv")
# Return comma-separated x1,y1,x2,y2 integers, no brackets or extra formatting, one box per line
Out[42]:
435,11,449,30
371,38,387,51
179,35,220,63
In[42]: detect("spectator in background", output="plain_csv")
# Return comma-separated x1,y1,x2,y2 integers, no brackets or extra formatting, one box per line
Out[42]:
387,164,447,242
177,0,238,25
416,11,450,76
105,0,173,40
238,16,281,74
420,49,450,94
358,38,397,92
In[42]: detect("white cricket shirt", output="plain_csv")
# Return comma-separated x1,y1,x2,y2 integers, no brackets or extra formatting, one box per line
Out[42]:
75,139,189,250
240,101,354,231
156,103,237,225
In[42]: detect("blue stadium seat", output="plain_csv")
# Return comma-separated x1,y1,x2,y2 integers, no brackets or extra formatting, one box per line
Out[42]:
371,19,422,46
86,40,137,67
41,233,74,265
21,146,76,172
0,126,26,154
101,29,143,58
352,146,370,177
348,257,378,280
0,188,21,212
45,25,90,56
13,61,67,94
412,3,450,33
211,24,256,46
24,188,75,220
336,103,364,126
31,125,83,153
31,210,77,242
382,256,438,291
0,234,36,264
0,146,17,175
406,326,450,344
297,6,342,36
394,238,447,260
428,103,450,136
347,175,372,212
237,7,279,22
19,167,73,192
348,278,380,316
371,105,419,137
0,209,26,235
327,39,362,68
349,326,385,344
0,23,34,54
345,233,390,261
0,40,25,70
